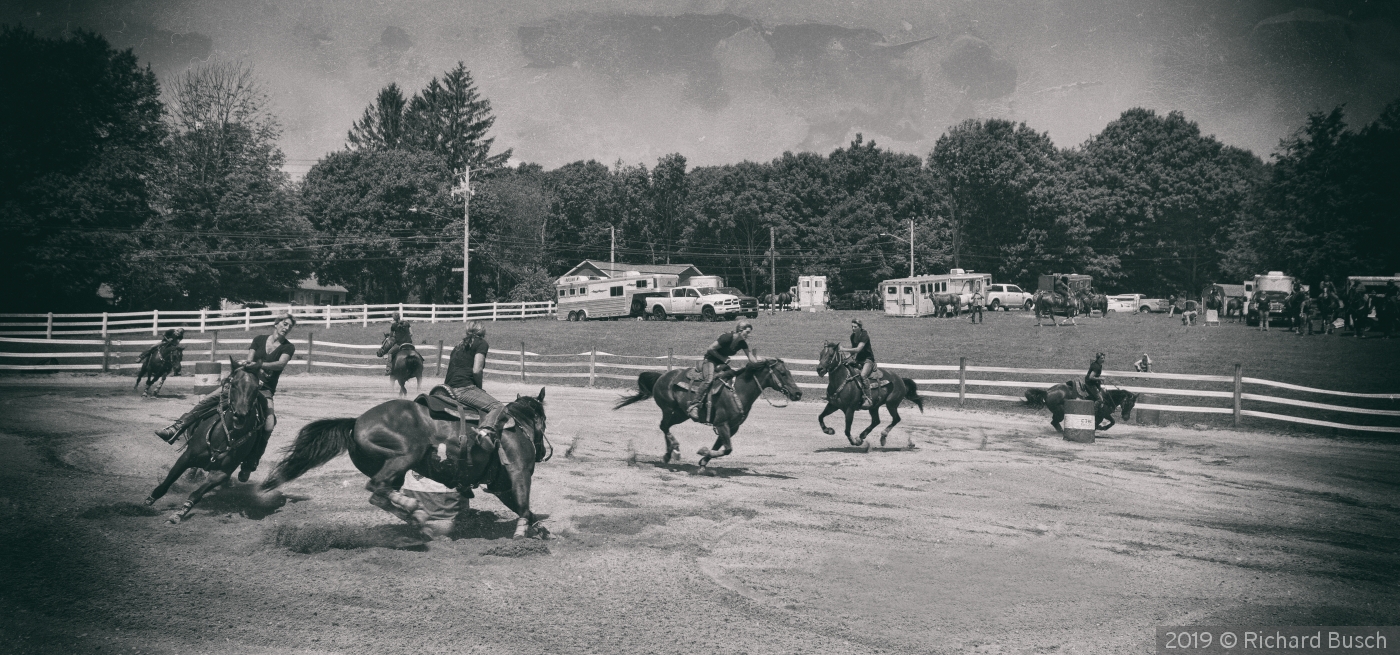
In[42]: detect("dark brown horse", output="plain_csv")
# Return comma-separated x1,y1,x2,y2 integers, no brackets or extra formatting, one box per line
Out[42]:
613,359,803,469
814,342,924,450
1033,291,1081,326
260,389,549,538
134,342,182,397
1226,297,1245,322
382,340,424,397
1025,383,1136,432
1077,289,1109,316
145,359,267,523
929,292,962,317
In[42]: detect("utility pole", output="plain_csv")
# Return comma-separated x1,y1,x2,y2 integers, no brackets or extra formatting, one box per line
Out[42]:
451,167,474,311
769,226,777,311
909,218,915,278
611,225,616,267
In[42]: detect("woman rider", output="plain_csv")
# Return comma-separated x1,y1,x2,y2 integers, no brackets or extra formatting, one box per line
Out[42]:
1084,352,1106,403
838,318,878,405
155,315,296,482
383,313,413,375
688,321,759,422
140,327,186,374
444,321,547,462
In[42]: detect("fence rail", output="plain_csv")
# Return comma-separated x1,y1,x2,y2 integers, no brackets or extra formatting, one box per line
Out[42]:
0,301,557,338
1,335,1396,434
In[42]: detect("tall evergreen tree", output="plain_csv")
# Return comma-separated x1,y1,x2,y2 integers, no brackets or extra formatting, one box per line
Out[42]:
404,63,511,173
346,83,408,150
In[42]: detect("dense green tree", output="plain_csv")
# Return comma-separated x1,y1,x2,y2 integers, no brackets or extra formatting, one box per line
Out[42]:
683,161,783,294
0,27,165,311
346,83,408,150
404,63,511,174
650,153,688,264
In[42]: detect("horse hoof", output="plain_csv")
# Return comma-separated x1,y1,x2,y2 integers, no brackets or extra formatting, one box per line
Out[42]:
662,451,673,464
143,497,156,506
166,513,183,524
822,427,835,435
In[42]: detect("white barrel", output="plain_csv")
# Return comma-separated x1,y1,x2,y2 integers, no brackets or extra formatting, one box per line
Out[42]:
193,361,221,395
1062,398,1096,443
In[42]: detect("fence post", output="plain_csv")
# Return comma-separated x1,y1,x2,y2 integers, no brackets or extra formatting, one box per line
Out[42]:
431,304,437,324
306,333,314,374
210,331,219,361
199,309,206,333
521,301,526,320
47,312,53,339
152,309,159,336
436,339,444,375
668,348,674,372
589,347,597,388
245,307,250,331
959,357,967,406
493,303,499,322
101,312,108,338
362,303,368,327
519,341,526,381
325,306,331,329
102,336,111,373
1233,363,1243,427
398,302,403,320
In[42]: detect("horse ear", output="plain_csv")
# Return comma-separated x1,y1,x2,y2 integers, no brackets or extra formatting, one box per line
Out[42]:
515,393,521,399
537,387,546,402
228,355,238,370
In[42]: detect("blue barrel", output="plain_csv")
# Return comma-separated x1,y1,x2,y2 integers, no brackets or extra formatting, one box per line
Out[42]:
193,361,221,395
1062,398,1096,443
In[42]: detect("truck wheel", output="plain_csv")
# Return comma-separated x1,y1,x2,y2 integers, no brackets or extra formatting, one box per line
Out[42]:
1023,300,1034,312
989,299,1001,311
1139,306,1151,313
701,306,717,321
652,306,667,321
631,301,645,318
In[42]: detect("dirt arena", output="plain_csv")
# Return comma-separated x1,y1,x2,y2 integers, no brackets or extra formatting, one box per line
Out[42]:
1,374,1396,654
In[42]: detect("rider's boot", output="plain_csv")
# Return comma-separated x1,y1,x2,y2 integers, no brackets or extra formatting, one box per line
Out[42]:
687,379,712,422
155,395,217,443
385,353,394,375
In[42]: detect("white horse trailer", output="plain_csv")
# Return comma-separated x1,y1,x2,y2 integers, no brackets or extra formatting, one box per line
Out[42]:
797,275,828,311
882,270,991,317
556,272,680,321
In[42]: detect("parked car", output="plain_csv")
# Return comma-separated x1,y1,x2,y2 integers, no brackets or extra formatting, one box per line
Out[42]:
985,284,1033,311
645,286,747,321
1136,296,1170,313
716,287,760,319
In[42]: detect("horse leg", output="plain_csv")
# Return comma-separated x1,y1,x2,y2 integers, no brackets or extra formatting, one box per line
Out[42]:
858,406,881,451
817,401,840,435
167,469,231,524
1051,409,1064,432
365,454,428,526
659,410,683,464
151,373,167,397
843,408,859,446
696,424,734,469
147,449,196,505
879,403,903,448
1099,414,1117,431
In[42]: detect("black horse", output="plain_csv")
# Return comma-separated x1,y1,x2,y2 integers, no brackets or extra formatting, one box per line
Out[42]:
261,388,550,539
762,292,793,312
382,340,424,397
134,341,183,397
145,359,267,523
1025,382,1137,432
814,342,923,450
613,359,803,469
1033,291,1081,326
1225,297,1244,322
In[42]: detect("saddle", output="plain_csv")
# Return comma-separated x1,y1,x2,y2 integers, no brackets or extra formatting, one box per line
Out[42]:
412,386,516,486
672,368,736,424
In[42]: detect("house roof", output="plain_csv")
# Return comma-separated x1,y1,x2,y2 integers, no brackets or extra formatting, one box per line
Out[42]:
561,259,703,280
295,274,348,293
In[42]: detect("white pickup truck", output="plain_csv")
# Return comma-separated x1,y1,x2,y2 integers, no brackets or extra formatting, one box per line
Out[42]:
1107,294,1169,313
985,284,1034,311
646,286,747,321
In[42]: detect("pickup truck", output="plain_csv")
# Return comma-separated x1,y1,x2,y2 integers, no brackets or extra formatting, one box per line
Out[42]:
985,284,1033,311
647,286,747,321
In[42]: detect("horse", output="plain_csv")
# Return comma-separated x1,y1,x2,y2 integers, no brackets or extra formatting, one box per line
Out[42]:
762,292,792,312
1226,297,1244,322
260,388,550,539
144,359,268,524
1032,290,1081,326
814,343,924,450
134,342,182,397
1344,286,1373,337
1025,382,1137,432
1378,295,1400,339
613,359,803,470
929,292,961,317
1315,292,1342,334
381,337,424,397
1078,289,1109,316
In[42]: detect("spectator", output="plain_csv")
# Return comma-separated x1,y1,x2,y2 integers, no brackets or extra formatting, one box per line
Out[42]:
1134,353,1152,372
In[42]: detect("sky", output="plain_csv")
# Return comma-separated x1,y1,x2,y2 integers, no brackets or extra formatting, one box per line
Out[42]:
7,0,1399,174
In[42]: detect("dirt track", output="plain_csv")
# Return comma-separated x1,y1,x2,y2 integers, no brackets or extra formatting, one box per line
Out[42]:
1,374,1396,655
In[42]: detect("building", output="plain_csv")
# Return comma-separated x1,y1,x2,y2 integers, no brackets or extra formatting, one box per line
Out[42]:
557,260,705,285
289,275,348,306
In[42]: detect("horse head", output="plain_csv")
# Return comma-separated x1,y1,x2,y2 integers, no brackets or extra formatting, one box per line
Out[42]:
223,357,263,427
815,342,841,376
1110,389,1137,419
509,387,548,436
748,359,802,402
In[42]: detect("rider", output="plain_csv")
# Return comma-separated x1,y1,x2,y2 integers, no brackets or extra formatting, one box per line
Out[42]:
155,316,295,483
139,327,186,374
838,318,878,407
383,313,413,375
1054,275,1072,305
688,321,758,422
1084,352,1106,403
443,322,547,462
1319,275,1338,298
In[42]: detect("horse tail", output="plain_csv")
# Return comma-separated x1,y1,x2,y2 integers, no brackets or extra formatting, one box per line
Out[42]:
1024,388,1048,407
613,371,661,410
902,378,924,412
260,418,356,491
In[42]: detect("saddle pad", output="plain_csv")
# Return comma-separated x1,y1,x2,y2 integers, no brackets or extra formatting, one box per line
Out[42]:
671,377,730,396
414,386,515,429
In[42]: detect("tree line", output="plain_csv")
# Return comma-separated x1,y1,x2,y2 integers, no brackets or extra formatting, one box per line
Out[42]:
4,26,1397,312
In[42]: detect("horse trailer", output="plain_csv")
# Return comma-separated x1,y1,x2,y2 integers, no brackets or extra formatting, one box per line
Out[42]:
882,270,991,317
556,272,680,321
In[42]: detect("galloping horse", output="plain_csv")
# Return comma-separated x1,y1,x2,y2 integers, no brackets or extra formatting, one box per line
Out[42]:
379,337,424,397
1033,290,1081,326
613,359,803,469
145,359,267,523
134,342,183,397
814,342,923,450
1025,382,1136,432
261,389,549,538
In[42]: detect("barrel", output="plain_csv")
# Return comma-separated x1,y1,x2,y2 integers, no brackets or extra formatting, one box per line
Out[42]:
1062,399,1096,443
193,361,221,395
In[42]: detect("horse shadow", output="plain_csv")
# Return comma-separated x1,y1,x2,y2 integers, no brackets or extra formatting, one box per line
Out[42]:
158,481,308,520
271,522,431,553
813,445,914,454
448,507,525,540
645,460,794,479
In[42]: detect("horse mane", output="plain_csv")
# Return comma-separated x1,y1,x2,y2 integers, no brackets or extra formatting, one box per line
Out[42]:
506,394,544,423
739,358,781,377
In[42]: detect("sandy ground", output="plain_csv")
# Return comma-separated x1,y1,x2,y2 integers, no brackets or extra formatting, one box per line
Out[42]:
1,374,1396,655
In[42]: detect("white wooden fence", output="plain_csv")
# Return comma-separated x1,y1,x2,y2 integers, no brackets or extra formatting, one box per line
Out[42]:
0,301,556,338
2,335,1396,434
